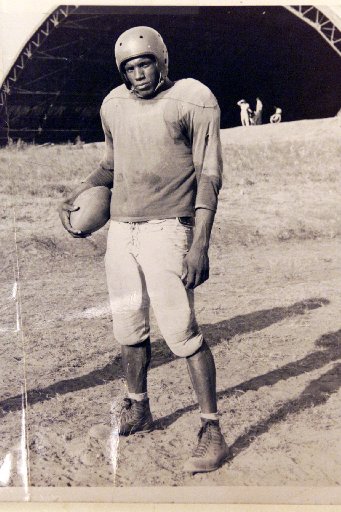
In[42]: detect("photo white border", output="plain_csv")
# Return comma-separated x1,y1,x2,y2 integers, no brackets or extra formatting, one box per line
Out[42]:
1,0,341,509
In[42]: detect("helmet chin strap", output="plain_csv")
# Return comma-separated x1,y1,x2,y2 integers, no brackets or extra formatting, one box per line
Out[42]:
130,72,165,97
154,72,165,92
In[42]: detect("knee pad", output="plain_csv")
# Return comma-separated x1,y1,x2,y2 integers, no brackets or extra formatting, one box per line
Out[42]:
167,331,204,358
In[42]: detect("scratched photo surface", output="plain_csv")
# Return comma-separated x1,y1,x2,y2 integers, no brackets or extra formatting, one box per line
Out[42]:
0,1,341,502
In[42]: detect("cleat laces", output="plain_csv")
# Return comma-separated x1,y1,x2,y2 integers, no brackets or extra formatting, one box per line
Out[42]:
192,422,218,457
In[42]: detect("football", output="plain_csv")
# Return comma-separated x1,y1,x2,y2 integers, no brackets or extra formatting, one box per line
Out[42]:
70,186,111,234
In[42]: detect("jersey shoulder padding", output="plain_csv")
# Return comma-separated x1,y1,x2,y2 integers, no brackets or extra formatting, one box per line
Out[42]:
166,78,218,108
102,84,130,106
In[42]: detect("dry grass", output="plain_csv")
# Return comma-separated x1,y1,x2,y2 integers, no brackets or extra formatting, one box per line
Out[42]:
0,142,101,199
1,117,340,249
218,118,341,245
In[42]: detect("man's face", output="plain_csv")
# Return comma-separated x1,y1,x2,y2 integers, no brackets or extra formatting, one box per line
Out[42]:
123,56,160,98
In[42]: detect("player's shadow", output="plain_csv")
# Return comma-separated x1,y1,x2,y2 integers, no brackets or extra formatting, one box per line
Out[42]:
153,329,341,461
153,297,329,367
229,358,341,460
0,297,330,417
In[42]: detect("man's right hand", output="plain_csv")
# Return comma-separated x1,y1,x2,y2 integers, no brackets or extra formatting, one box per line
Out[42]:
58,183,93,238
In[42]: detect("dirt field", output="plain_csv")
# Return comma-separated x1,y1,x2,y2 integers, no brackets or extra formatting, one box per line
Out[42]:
0,117,340,494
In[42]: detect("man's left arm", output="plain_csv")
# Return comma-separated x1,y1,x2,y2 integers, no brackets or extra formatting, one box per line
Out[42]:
181,208,215,289
182,98,223,290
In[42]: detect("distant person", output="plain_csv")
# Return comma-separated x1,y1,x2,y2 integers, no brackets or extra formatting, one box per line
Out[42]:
270,107,282,124
336,107,341,127
253,97,263,125
237,99,253,126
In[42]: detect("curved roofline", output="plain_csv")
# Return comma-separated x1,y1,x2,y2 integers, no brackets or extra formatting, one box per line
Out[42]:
0,5,79,105
319,5,341,27
0,6,57,83
1,4,341,108
285,5,341,57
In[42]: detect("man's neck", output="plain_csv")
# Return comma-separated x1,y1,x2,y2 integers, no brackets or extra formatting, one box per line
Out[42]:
131,77,174,99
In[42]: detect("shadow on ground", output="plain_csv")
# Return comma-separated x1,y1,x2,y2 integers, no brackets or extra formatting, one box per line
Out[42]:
154,327,341,424
0,297,330,418
152,328,341,467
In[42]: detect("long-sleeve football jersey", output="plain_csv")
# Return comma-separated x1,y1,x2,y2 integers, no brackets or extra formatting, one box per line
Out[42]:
85,78,223,222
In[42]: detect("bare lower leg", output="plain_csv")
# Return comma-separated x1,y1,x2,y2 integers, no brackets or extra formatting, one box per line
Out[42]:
120,338,151,394
186,340,217,414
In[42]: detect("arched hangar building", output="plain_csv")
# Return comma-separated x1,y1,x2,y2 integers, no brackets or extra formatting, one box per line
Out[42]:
1,4,341,144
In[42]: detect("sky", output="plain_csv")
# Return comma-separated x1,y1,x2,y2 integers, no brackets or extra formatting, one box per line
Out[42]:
1,0,341,84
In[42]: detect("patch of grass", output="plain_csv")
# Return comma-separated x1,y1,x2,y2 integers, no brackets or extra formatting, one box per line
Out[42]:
218,120,340,244
1,118,340,247
0,144,99,198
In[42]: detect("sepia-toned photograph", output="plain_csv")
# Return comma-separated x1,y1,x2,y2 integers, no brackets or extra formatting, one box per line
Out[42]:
0,0,340,505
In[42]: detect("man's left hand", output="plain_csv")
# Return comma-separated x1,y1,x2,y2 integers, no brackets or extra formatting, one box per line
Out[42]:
181,245,209,289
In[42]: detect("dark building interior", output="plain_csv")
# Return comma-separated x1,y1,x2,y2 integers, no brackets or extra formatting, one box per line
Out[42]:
1,5,341,144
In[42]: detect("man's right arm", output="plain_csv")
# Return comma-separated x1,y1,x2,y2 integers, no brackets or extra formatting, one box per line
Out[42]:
81,116,115,188
58,112,114,237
